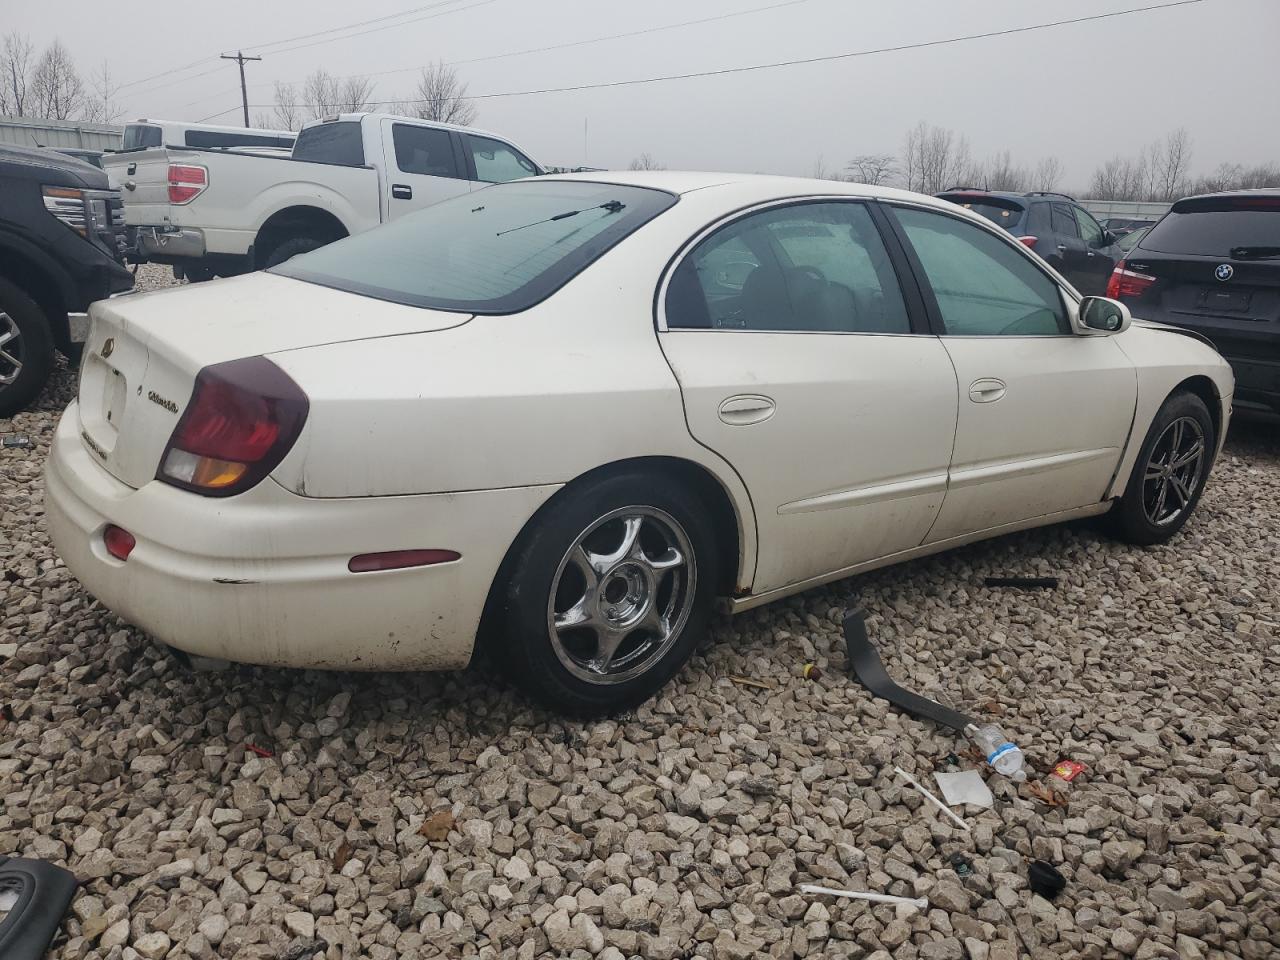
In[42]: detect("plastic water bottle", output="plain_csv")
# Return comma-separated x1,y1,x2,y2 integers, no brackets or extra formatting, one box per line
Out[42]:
966,723,1027,781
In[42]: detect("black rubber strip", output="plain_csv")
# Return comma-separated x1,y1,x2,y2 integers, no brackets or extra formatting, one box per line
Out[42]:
0,855,79,960
984,576,1059,589
843,610,974,733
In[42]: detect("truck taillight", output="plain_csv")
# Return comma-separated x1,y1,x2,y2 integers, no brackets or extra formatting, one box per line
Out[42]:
1016,235,1038,249
1106,260,1156,300
158,357,308,497
168,164,208,204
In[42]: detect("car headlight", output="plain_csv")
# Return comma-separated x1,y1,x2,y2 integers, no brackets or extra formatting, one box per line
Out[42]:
42,185,89,236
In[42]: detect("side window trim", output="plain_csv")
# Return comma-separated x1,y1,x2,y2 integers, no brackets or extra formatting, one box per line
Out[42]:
451,131,475,181
657,196,930,335
880,199,1078,338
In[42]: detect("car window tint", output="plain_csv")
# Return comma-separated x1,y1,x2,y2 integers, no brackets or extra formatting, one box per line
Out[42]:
667,202,911,334
1074,206,1104,246
894,206,1069,336
292,121,366,166
392,124,459,178
467,134,538,183
1052,203,1080,239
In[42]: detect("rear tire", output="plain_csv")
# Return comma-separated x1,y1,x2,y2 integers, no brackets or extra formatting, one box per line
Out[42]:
0,277,55,418
1108,390,1215,545
262,236,324,269
497,472,719,717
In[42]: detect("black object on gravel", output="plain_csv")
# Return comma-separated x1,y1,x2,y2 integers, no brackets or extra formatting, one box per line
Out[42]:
0,855,79,960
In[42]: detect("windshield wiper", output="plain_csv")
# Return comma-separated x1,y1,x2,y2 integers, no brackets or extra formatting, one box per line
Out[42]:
1230,246,1280,260
496,200,625,237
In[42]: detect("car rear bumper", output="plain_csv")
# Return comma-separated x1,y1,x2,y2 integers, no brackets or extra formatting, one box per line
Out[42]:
45,403,559,671
132,225,206,260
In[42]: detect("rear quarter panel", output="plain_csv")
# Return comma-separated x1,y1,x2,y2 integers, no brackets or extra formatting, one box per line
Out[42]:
1106,324,1234,498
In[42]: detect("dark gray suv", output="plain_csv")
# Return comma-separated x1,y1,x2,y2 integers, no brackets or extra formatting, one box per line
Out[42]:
937,190,1124,296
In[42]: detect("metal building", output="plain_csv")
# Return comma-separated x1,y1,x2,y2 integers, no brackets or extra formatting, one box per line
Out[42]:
0,115,123,151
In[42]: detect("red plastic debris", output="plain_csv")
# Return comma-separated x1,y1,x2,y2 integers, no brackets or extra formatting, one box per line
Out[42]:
245,743,274,758
1051,759,1086,782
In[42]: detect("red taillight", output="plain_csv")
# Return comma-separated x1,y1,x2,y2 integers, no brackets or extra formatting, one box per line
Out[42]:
168,164,207,204
103,525,136,561
158,357,308,497
1106,259,1157,300
348,550,461,573
1017,235,1038,249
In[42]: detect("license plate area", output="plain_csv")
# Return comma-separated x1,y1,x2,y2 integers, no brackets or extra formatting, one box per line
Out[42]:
1197,287,1254,313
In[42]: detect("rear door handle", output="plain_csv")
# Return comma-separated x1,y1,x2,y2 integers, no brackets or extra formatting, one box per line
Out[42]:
968,378,1007,403
391,184,413,200
718,395,775,425
1056,243,1068,253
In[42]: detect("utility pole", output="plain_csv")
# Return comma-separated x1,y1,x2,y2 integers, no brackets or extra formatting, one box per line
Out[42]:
220,51,262,127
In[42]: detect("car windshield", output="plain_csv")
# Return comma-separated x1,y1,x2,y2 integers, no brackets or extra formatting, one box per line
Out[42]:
1140,198,1280,257
939,195,1025,232
273,180,678,313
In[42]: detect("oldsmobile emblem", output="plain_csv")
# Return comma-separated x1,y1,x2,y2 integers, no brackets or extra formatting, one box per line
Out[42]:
101,337,115,358
148,390,179,414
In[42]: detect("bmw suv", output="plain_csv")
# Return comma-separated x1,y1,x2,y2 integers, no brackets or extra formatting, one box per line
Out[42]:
1108,190,1279,419
937,189,1123,295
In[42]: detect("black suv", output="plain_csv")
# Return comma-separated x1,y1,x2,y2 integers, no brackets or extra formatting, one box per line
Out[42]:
937,190,1123,295
0,145,133,415
1108,190,1280,418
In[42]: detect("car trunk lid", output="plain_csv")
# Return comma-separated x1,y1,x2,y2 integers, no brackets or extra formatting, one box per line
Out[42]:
75,271,473,489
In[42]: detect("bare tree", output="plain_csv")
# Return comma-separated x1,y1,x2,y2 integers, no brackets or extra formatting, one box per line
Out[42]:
270,81,301,129
301,69,375,120
0,32,35,117
1033,156,1063,192
902,122,972,194
628,153,665,171
976,150,1028,191
1153,127,1192,201
810,156,841,181
30,39,84,120
846,154,897,186
412,60,476,125
80,61,121,123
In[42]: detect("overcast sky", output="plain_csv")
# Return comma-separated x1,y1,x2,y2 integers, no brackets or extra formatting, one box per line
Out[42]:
8,0,1277,186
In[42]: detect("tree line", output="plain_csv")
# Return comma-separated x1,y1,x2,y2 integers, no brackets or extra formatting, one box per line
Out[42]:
260,61,476,130
1,33,119,123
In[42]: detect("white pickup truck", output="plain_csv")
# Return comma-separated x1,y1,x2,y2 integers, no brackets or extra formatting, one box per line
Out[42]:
105,113,543,280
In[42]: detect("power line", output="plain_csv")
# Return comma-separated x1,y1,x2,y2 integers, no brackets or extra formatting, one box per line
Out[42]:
220,52,263,127
247,0,500,58
179,0,818,111
212,0,1212,116
243,0,469,55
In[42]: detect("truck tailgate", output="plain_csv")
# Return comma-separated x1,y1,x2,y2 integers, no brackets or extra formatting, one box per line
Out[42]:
104,148,174,226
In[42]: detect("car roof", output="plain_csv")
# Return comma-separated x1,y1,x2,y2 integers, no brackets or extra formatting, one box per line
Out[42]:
546,170,971,212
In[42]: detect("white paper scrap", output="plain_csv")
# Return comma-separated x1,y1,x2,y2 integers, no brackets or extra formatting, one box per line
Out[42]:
933,770,994,810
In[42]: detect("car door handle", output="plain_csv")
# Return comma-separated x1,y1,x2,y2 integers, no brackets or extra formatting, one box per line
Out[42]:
1056,243,1068,253
968,378,1007,403
391,184,413,200
718,395,775,425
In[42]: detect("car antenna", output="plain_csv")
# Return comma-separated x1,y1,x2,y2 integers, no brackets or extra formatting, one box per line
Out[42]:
496,200,625,237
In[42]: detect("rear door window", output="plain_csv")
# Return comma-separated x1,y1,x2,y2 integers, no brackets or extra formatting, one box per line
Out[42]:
1073,206,1105,247
392,124,461,178
1141,198,1280,256
292,121,366,166
466,134,540,183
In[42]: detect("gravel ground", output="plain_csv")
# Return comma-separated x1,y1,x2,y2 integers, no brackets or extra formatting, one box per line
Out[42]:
2,265,1277,960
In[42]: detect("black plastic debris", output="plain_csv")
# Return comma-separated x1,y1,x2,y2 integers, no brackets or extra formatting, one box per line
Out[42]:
1028,859,1067,900
843,610,975,733
0,856,79,960
950,853,974,878
984,576,1059,589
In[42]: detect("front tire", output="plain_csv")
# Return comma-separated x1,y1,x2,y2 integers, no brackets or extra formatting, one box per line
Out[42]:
498,472,719,716
0,277,55,418
1109,390,1215,545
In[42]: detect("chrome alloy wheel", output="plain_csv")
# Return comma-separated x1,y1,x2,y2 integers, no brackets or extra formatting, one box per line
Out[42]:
1143,416,1207,526
547,506,696,684
0,312,23,386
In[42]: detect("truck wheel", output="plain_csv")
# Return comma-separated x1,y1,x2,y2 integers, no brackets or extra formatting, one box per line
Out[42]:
0,277,55,418
262,236,324,269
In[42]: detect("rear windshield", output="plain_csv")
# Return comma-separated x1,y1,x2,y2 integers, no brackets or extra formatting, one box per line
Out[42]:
121,124,162,151
939,195,1025,231
292,121,365,166
273,180,677,313
1141,198,1280,256
185,130,295,149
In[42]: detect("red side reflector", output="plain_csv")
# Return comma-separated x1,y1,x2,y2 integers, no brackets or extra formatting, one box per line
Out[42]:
103,525,136,561
1017,235,1038,248
347,549,460,573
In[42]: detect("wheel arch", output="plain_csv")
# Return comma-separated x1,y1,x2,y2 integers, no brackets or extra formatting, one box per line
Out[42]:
1173,374,1223,445
474,455,751,659
0,236,72,350
253,205,349,268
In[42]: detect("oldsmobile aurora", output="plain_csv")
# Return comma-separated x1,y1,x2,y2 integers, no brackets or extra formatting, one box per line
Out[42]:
45,173,1232,714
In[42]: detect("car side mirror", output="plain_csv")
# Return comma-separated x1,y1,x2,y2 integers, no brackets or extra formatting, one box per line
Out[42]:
1101,230,1117,247
1078,296,1131,335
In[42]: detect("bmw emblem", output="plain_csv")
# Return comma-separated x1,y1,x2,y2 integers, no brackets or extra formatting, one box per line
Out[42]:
1215,264,1234,282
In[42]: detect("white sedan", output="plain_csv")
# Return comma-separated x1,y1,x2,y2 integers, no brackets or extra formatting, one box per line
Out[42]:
46,173,1232,714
